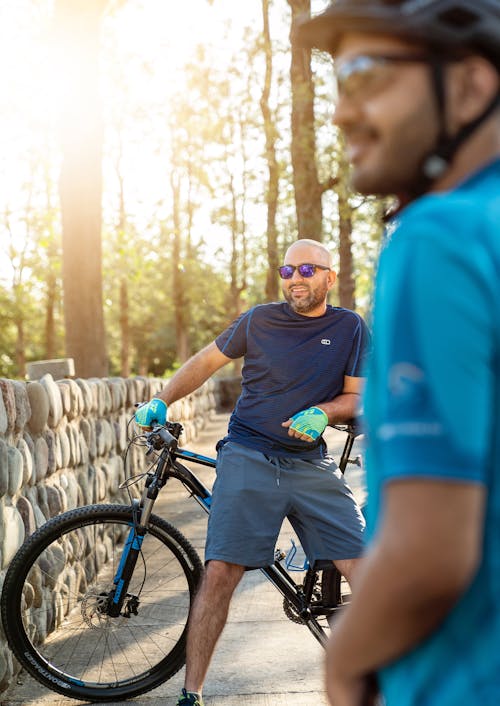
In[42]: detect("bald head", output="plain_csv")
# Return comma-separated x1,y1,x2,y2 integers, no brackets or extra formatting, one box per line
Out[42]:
284,239,333,269
281,239,336,317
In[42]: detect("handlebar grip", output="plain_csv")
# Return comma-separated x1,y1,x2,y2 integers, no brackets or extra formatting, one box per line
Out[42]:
151,425,178,450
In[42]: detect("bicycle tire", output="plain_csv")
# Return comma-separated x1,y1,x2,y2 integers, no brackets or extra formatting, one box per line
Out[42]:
1,504,203,702
321,566,341,607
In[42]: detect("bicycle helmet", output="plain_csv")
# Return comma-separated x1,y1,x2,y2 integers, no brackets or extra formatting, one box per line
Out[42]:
295,0,500,66
294,0,500,186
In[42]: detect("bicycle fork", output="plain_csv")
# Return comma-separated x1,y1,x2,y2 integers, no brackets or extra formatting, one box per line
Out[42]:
107,452,170,617
107,516,145,618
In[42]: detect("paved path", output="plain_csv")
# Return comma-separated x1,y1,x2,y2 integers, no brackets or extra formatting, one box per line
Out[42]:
2,413,365,706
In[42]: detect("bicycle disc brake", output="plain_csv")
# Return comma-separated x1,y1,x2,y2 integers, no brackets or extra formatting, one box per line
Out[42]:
81,589,141,627
81,589,113,628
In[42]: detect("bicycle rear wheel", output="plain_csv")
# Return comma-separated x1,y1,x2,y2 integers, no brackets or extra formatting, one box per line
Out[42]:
1,504,203,702
321,565,352,609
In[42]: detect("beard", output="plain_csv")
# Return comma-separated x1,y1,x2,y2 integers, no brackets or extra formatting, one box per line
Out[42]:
345,104,439,197
283,282,328,314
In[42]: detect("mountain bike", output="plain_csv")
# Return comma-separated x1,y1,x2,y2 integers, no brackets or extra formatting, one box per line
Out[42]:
0,419,362,702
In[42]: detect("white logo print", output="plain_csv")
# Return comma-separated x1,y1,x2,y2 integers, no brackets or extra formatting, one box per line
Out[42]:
389,363,424,396
321,339,331,345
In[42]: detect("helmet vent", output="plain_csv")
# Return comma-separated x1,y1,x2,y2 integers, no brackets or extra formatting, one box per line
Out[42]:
438,7,479,29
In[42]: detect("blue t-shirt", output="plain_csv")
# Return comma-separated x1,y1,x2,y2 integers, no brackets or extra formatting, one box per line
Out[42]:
364,159,500,705
216,302,370,458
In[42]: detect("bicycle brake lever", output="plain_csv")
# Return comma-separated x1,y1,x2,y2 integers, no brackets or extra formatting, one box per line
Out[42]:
150,425,178,451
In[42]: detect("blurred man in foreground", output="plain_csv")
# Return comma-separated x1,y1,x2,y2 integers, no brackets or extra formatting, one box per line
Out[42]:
296,2,500,705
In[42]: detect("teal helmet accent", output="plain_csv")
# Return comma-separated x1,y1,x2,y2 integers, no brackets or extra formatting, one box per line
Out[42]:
294,0,500,69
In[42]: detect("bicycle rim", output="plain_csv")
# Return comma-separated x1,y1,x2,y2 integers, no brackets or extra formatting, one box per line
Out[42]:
321,566,349,609
304,567,351,646
1,504,203,702
321,566,351,630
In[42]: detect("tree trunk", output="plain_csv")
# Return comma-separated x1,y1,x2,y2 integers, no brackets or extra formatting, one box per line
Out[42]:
43,167,59,361
14,283,26,377
336,142,356,310
228,172,245,322
287,0,323,240
338,199,356,310
15,317,26,378
170,171,191,364
261,0,280,302
55,0,108,377
116,150,131,377
119,278,130,377
45,270,57,359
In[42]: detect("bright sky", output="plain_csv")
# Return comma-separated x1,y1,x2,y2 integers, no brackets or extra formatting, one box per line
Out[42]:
100,0,275,251
0,0,330,281
0,1,264,187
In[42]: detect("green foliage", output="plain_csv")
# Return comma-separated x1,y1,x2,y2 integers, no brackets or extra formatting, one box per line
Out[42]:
2,0,385,379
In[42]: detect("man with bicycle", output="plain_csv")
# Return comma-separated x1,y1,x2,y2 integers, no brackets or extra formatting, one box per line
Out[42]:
296,1,500,705
136,238,369,706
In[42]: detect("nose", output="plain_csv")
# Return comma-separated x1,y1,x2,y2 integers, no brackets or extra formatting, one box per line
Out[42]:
289,267,305,282
332,92,360,130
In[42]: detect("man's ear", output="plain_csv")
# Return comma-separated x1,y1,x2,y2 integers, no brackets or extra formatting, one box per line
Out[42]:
449,56,500,128
327,269,337,290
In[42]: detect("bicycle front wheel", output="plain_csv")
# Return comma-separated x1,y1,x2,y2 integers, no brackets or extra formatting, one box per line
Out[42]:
1,504,203,702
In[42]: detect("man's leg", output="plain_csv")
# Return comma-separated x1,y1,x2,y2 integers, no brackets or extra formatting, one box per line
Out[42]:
334,557,360,586
287,455,365,591
184,560,245,695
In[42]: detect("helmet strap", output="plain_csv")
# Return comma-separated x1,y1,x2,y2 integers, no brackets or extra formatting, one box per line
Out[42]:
421,58,500,183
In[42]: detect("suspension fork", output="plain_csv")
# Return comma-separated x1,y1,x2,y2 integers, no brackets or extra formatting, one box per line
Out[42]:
107,452,170,617
107,508,146,617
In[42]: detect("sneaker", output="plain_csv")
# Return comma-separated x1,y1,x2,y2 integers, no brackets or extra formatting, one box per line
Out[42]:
176,688,204,706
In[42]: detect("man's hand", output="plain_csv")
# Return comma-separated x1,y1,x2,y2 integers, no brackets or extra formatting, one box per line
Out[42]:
326,667,379,706
282,406,328,442
135,398,168,428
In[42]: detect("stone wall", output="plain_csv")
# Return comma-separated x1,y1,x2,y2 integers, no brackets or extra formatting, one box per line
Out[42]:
0,374,217,691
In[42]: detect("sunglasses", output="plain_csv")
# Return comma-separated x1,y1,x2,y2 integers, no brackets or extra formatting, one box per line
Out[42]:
334,53,434,98
278,263,331,279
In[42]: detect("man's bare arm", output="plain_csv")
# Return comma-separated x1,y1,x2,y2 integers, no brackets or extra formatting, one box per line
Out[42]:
317,375,364,424
325,479,485,705
283,375,364,442
157,342,232,406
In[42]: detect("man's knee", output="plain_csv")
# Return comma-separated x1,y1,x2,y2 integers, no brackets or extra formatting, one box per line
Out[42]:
334,557,361,586
202,560,245,597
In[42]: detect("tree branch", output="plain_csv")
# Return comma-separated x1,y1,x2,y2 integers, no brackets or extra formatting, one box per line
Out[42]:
320,175,339,193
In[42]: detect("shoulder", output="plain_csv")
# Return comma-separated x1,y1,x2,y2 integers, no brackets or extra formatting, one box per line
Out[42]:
228,303,279,324
395,164,500,247
388,186,499,288
326,306,367,329
245,302,289,321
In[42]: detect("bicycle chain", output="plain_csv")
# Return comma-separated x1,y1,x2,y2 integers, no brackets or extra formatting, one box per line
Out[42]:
282,597,304,624
283,579,325,625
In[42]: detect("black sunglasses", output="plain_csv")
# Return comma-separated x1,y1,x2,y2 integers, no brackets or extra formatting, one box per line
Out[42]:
278,263,331,279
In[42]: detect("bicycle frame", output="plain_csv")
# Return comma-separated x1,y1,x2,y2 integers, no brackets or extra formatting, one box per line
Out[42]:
173,448,338,646
0,421,362,704
109,422,361,644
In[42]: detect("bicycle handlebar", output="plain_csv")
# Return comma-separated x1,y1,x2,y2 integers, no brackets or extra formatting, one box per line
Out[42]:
148,424,179,452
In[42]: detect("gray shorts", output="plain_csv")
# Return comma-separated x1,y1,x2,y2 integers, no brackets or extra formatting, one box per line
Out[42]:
205,441,365,568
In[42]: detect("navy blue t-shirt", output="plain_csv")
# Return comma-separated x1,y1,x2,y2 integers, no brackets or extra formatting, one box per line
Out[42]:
215,302,370,458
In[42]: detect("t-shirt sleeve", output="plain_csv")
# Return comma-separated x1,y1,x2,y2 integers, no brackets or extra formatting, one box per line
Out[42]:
215,310,252,359
345,315,371,378
375,222,495,485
